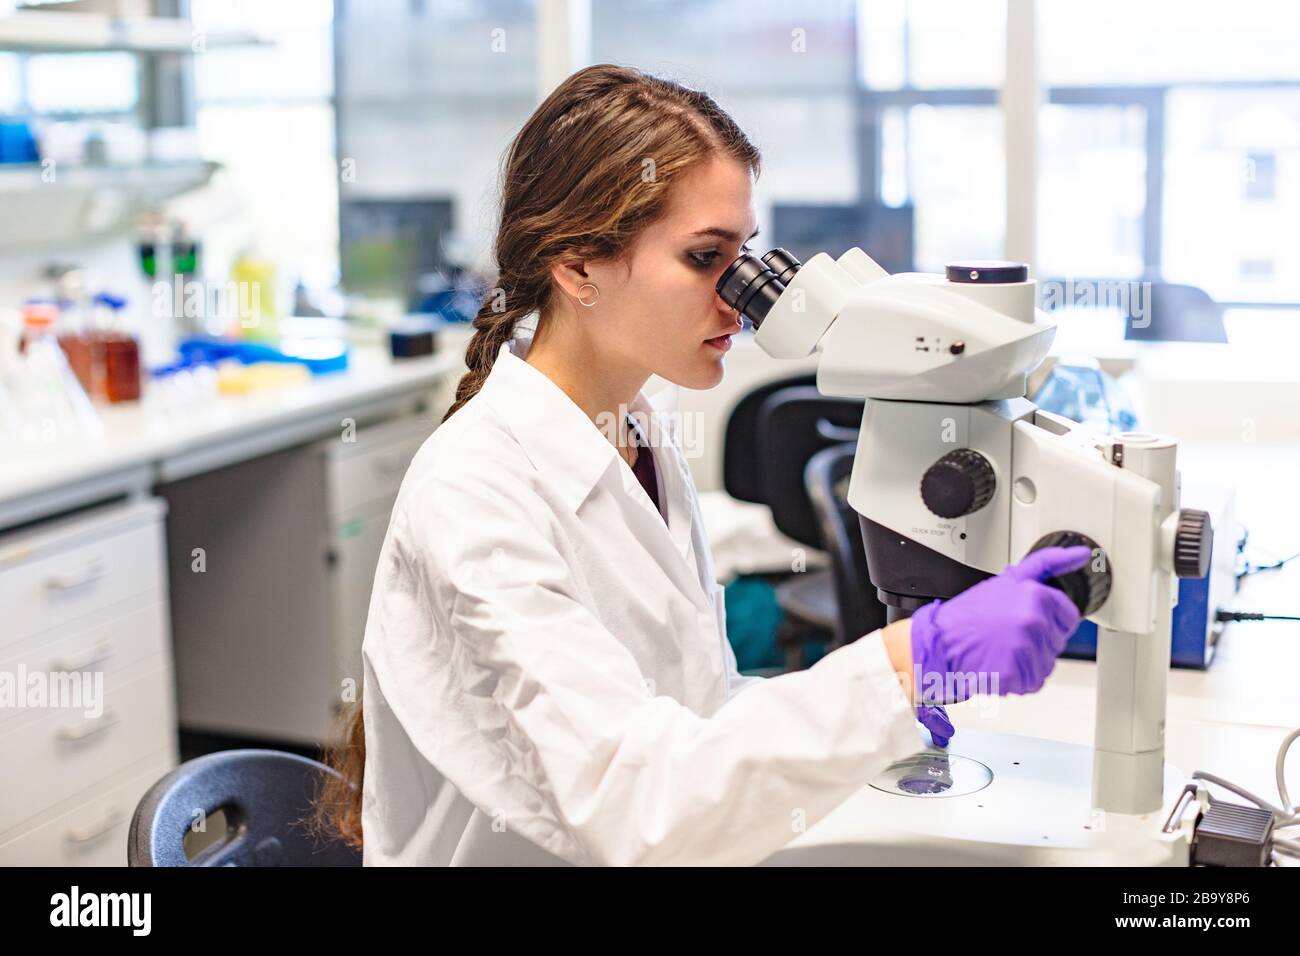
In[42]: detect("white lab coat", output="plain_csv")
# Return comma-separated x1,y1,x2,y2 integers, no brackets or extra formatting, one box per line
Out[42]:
359,322,923,866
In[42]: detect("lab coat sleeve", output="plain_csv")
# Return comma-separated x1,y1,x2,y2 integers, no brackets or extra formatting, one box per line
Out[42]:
404,467,922,867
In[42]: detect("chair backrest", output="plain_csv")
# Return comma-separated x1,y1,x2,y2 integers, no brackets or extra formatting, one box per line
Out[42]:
128,748,362,867
1124,282,1227,343
756,386,865,547
804,443,888,647
722,373,817,504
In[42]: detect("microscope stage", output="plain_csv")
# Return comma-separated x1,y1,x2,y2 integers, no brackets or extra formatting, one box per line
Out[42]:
767,729,1192,866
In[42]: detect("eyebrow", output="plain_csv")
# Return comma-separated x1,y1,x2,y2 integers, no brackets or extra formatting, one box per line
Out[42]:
687,225,761,242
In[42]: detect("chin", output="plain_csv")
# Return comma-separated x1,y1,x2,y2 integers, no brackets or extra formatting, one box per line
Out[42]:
658,357,726,391
688,359,727,390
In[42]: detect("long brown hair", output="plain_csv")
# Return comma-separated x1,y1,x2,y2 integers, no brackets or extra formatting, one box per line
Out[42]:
313,63,761,851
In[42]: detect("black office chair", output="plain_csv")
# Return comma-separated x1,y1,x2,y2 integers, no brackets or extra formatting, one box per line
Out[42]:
805,443,888,649
722,372,817,505
1124,282,1228,343
128,749,361,867
754,386,867,669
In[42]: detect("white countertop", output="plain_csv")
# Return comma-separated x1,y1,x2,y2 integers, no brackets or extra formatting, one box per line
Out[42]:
0,346,464,527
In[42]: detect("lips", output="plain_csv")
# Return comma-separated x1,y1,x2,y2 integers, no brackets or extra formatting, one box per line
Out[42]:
704,334,733,352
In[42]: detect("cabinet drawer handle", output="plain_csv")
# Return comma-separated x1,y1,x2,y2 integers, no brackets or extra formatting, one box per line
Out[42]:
57,709,118,742
45,561,108,592
51,640,116,673
64,808,125,845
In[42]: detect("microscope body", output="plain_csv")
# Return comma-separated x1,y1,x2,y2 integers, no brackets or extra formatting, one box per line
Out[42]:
719,247,1211,826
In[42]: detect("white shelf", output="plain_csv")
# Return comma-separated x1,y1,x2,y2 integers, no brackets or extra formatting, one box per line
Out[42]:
0,10,268,53
0,159,217,250
0,159,214,191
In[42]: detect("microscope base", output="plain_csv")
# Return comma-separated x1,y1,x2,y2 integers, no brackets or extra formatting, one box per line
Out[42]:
766,729,1194,866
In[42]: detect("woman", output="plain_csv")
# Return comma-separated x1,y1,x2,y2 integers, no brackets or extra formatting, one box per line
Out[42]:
318,64,1089,866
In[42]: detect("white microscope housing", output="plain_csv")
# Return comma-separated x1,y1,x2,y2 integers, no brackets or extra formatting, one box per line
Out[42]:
717,248,1213,864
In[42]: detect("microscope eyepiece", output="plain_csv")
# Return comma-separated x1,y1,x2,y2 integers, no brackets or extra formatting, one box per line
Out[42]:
760,247,802,286
716,248,801,330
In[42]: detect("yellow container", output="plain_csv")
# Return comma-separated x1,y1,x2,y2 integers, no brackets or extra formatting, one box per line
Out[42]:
229,254,278,341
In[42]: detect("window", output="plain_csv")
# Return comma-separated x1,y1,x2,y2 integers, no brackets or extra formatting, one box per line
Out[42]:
1037,104,1146,279
1037,0,1300,306
191,0,338,290
1039,0,1300,87
333,0,538,296
861,0,1004,91
859,0,1005,271
592,0,862,262
1163,87,1300,303
0,53,19,114
883,104,1004,271
25,53,138,115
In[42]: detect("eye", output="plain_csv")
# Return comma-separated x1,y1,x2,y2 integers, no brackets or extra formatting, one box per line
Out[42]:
688,244,754,270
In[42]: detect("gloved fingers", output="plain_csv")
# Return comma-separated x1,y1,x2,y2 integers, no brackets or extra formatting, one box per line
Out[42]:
1008,545,1094,583
917,704,954,749
1036,584,1082,641
1012,646,1048,695
947,671,977,703
1021,601,1073,679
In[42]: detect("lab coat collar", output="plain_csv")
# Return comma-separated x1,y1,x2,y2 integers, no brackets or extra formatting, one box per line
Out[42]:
475,321,694,559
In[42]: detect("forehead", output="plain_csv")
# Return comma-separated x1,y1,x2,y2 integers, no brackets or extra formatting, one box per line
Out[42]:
660,155,756,234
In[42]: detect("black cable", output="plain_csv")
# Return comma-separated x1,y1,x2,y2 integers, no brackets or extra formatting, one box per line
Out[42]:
1216,610,1300,623
1232,526,1300,580
1237,548,1300,581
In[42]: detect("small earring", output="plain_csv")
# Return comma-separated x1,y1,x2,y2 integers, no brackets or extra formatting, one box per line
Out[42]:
577,282,599,307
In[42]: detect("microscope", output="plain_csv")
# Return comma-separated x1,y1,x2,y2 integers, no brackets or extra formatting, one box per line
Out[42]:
717,248,1215,865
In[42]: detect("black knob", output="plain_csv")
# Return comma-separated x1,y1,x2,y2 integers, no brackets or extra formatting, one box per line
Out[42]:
1174,509,1213,578
1029,531,1111,616
920,449,996,519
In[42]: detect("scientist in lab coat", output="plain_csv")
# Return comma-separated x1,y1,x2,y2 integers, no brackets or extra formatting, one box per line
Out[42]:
315,64,1089,866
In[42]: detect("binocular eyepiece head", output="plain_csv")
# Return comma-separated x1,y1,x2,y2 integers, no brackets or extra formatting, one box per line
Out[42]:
715,248,802,330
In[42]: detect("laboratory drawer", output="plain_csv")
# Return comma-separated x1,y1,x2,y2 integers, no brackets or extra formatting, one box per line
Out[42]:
0,598,170,732
0,665,176,834
0,498,168,652
324,416,429,518
0,753,173,866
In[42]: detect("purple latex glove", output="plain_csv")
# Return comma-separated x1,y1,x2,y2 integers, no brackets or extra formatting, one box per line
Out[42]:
910,545,1092,702
916,704,954,749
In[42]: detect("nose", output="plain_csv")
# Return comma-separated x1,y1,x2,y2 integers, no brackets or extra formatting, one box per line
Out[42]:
714,291,743,325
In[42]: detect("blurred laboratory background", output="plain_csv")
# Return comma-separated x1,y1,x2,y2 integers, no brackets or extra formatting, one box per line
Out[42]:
1,0,1298,866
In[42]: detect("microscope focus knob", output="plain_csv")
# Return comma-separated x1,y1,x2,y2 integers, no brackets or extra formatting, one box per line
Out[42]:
1029,531,1111,617
1174,509,1213,578
920,449,996,519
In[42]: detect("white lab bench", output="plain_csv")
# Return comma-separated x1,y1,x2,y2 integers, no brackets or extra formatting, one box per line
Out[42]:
0,345,464,865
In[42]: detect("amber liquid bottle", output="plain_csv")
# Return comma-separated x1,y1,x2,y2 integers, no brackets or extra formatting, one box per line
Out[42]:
101,334,141,403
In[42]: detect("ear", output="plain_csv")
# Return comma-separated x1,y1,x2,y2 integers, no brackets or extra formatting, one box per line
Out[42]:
549,258,592,303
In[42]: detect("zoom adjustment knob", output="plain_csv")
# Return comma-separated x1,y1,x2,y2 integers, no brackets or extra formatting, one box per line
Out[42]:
920,449,996,519
1174,509,1213,578
1029,531,1111,617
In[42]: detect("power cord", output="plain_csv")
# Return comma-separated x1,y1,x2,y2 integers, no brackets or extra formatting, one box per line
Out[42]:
1235,527,1300,582
1192,728,1300,866
1223,526,1298,622
1216,610,1300,623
